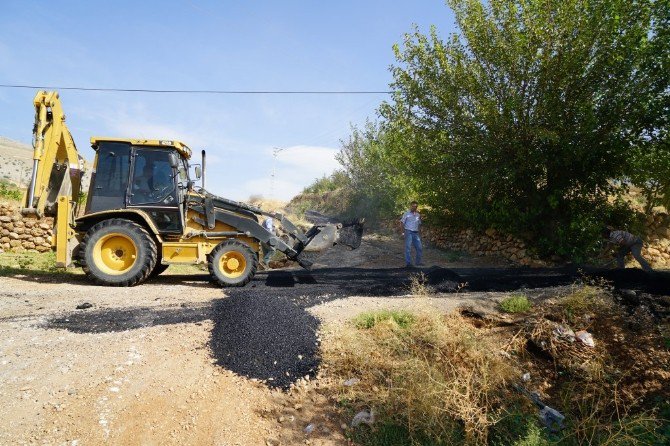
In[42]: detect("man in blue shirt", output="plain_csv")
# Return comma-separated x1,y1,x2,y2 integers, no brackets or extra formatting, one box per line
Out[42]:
400,201,423,267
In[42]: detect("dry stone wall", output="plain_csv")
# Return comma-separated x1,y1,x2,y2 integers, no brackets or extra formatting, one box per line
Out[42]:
642,213,670,267
0,202,53,253
391,212,670,268
421,226,549,267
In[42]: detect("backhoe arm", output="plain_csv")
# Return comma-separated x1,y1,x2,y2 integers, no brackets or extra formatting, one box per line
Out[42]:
22,90,83,218
21,91,84,267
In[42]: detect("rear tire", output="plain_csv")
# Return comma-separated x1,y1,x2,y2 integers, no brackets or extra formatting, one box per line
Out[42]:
80,219,157,286
208,239,257,287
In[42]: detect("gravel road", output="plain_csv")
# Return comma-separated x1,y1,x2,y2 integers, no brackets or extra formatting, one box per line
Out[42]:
1,234,668,445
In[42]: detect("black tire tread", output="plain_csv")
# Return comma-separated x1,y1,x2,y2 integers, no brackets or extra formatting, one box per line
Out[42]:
79,218,157,287
208,239,257,287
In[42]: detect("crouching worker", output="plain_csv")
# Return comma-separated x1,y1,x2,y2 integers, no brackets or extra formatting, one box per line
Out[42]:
602,227,653,272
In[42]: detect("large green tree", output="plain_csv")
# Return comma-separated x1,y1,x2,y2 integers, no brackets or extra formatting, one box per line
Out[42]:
376,0,669,259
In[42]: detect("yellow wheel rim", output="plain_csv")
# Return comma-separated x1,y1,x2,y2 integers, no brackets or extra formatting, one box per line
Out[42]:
93,233,138,275
219,250,247,278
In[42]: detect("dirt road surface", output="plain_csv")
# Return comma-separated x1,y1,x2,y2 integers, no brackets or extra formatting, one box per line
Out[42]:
1,234,668,445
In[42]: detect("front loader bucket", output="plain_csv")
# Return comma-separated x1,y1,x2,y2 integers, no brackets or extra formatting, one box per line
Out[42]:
303,224,340,252
303,210,365,251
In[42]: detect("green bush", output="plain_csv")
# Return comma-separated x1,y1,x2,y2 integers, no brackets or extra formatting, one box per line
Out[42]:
500,294,532,313
302,170,349,195
0,181,23,201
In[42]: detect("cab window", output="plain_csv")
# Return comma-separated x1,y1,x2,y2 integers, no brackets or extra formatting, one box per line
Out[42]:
130,148,177,205
87,142,130,213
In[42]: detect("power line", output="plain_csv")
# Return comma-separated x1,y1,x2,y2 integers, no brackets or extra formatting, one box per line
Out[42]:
0,84,392,95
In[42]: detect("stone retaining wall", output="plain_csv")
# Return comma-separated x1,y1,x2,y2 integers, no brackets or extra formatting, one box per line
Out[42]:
390,212,670,268
0,202,53,253
642,213,670,267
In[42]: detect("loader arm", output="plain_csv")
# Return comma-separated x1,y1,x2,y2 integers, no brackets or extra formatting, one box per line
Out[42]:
21,91,84,266
187,192,364,269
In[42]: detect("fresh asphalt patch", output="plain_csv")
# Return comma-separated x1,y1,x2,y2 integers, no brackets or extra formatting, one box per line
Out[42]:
43,266,670,389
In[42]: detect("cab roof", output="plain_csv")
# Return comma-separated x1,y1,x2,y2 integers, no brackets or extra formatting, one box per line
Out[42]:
90,137,192,159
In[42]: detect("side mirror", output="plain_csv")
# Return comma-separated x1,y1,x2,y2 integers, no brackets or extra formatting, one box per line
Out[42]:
169,152,180,168
194,166,202,179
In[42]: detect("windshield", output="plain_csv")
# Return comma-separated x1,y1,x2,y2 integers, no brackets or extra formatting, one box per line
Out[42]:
130,148,177,205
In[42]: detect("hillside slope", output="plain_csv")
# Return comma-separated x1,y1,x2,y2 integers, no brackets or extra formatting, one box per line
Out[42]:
0,136,91,190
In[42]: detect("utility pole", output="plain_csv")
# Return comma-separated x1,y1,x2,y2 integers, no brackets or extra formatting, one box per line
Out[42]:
271,146,286,199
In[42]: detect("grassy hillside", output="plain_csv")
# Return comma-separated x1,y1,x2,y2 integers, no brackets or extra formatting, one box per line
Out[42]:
0,136,91,191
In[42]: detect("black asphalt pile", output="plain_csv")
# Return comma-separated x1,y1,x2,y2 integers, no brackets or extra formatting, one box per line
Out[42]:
209,293,320,389
424,266,469,292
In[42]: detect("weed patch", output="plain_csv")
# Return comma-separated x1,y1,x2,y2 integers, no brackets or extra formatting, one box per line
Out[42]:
323,310,516,444
408,272,435,297
500,294,532,313
0,251,73,276
321,283,670,445
0,181,23,202
352,310,415,330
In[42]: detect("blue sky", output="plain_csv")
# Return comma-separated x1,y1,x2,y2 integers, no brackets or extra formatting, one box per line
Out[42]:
0,1,454,201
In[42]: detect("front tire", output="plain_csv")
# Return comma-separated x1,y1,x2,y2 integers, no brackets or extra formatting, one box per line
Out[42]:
80,219,157,286
208,239,257,287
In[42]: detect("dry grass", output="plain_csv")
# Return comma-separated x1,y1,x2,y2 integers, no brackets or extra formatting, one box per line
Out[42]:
319,285,669,445
246,196,287,213
407,272,435,297
518,284,670,445
321,310,517,444
557,285,607,324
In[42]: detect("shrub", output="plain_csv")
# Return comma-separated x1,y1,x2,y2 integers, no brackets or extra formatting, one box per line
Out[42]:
0,180,23,202
500,294,532,314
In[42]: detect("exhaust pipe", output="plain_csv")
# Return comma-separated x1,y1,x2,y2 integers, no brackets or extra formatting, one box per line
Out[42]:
201,149,206,190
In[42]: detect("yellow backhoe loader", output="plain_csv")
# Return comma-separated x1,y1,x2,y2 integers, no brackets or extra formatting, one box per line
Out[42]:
22,91,363,287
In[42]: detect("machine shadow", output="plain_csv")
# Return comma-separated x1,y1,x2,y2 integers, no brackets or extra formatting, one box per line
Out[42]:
2,269,216,288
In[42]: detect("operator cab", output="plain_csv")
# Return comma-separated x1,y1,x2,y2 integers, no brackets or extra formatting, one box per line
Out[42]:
86,138,192,234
